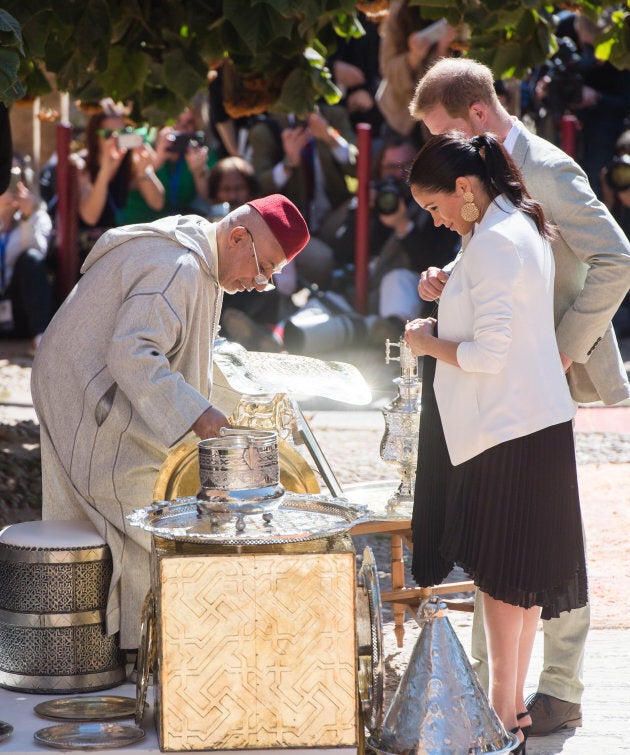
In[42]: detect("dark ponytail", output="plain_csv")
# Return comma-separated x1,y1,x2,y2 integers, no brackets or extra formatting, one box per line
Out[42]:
409,131,554,240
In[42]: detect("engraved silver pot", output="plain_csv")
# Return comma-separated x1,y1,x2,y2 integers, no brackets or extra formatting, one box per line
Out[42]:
197,428,285,516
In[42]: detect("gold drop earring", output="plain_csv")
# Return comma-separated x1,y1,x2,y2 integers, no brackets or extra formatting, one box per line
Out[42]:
460,191,480,222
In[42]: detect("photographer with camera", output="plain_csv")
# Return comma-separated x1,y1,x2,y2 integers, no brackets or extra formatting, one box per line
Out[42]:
367,135,460,343
531,11,630,197
247,106,358,292
76,101,164,234
0,160,53,354
151,106,214,217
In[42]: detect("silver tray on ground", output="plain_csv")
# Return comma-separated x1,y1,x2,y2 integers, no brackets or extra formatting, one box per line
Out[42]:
34,696,136,721
128,494,366,545
0,721,13,742
33,723,144,750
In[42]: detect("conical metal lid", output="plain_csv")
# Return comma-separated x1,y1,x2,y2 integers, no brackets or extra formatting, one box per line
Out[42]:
372,599,518,754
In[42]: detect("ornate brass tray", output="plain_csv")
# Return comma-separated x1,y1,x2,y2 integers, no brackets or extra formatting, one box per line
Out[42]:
34,696,136,721
33,723,145,750
0,721,13,742
128,495,366,545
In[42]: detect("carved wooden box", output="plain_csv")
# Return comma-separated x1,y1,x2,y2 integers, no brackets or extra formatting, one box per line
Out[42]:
151,537,358,751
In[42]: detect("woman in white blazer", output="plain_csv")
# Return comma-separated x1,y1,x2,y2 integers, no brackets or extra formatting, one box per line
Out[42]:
404,132,587,754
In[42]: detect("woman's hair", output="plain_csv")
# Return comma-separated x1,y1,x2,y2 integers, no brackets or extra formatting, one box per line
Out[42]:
207,156,260,202
408,131,554,239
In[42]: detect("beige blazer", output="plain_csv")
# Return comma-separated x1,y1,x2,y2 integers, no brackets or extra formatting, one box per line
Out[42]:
511,120,630,405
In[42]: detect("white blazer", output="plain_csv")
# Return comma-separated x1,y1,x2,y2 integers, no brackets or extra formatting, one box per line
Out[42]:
434,196,576,466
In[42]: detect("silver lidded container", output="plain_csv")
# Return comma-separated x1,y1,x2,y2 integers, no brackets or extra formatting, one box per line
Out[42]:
196,427,285,521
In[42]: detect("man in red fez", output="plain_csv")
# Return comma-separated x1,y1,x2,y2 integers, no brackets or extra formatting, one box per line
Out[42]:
31,195,309,652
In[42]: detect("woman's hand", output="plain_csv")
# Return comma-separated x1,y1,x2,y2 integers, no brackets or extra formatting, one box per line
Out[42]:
99,136,127,181
184,143,207,172
404,317,436,356
15,182,37,219
131,144,155,177
418,266,449,301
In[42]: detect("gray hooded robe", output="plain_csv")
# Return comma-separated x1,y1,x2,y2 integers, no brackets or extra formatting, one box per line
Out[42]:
31,214,223,647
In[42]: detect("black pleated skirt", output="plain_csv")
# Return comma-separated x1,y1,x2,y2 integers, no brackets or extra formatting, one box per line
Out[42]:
411,354,588,620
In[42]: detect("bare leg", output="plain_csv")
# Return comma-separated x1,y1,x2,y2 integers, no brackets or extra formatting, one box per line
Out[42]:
482,590,541,749
516,605,541,728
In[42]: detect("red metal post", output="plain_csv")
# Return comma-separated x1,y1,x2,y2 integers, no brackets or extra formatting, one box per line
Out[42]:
55,123,79,302
560,114,580,158
354,123,371,314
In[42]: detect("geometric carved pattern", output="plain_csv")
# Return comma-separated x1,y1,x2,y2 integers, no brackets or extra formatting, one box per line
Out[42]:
0,546,124,693
0,558,112,612
155,551,357,750
0,621,124,678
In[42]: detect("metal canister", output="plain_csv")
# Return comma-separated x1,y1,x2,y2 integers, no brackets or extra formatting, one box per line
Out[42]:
196,427,285,515
0,520,126,694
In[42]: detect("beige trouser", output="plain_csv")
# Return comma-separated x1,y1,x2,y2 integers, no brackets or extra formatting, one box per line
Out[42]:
471,590,590,704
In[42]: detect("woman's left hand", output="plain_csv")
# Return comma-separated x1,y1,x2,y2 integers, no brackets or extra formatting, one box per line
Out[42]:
404,317,436,356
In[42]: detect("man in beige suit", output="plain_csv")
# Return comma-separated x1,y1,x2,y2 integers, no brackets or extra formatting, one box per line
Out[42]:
408,58,630,736
31,195,309,651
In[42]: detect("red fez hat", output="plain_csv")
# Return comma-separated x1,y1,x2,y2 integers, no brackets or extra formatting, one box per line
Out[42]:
247,194,310,262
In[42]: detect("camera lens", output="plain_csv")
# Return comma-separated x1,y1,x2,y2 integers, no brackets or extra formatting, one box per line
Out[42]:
375,189,400,215
607,156,630,192
375,177,406,215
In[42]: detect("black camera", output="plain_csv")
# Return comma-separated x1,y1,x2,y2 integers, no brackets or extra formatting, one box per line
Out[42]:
165,130,206,155
543,37,584,111
374,177,411,215
605,154,630,192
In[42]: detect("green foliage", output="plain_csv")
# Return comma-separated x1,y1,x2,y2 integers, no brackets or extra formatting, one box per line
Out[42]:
2,0,630,123
0,8,25,101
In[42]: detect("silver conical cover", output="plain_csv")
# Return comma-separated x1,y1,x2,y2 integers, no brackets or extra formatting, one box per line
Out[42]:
373,599,517,754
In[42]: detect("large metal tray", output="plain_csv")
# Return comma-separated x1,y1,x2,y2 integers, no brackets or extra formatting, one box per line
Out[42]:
128,494,366,545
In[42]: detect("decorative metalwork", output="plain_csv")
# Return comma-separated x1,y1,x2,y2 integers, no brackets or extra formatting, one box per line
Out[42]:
0,559,112,613
0,532,125,694
356,547,384,739
135,592,156,725
230,393,297,442
33,723,145,750
196,428,285,522
370,598,518,755
379,338,422,517
128,494,366,546
34,696,137,722
214,338,372,405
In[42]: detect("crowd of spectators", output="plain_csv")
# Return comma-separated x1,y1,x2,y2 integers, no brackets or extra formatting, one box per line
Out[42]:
3,4,630,354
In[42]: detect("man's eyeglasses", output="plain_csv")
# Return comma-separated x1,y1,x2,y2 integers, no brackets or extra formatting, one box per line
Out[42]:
244,229,276,291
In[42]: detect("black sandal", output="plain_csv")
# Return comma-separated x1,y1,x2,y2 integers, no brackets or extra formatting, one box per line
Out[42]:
510,726,526,754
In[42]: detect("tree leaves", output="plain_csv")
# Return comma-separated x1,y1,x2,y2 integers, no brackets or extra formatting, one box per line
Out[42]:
2,0,630,122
